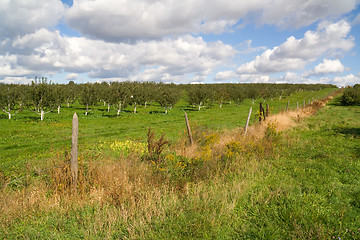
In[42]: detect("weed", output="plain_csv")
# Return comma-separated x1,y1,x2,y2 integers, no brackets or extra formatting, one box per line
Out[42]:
143,128,171,163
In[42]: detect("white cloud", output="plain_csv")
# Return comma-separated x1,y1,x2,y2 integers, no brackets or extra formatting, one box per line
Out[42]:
258,0,358,28
65,0,358,42
214,71,239,81
305,59,345,76
238,74,270,83
0,0,65,38
0,29,235,83
238,40,267,55
332,74,360,87
65,73,79,81
0,76,32,84
236,20,354,74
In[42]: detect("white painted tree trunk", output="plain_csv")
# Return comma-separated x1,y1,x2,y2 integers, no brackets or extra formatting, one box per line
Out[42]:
85,104,89,115
40,108,44,121
145,102,147,108
58,105,61,114
117,109,121,116
134,103,137,113
7,106,11,119
165,107,168,114
107,103,110,112
67,102,70,107
220,103,222,108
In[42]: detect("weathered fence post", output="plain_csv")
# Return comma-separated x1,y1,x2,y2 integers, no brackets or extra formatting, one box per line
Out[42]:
296,102,299,110
71,112,79,188
286,100,290,112
259,103,265,122
303,100,305,108
184,112,193,146
244,107,252,136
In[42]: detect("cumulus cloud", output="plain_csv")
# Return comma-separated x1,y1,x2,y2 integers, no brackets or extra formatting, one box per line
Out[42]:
0,29,235,82
66,73,79,81
0,0,65,38
65,0,358,42
332,74,360,87
305,59,345,76
236,20,354,74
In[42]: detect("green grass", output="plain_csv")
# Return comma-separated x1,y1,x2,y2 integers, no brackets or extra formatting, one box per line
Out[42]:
3,88,359,239
0,88,336,175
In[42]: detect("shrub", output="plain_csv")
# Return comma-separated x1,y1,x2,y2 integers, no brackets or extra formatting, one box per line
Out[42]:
341,85,360,106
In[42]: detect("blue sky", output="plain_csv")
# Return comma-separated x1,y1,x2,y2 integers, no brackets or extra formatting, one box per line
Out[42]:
0,0,360,86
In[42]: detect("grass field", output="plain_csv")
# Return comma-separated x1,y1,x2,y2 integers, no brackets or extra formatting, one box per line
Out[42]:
0,88,335,176
2,87,360,239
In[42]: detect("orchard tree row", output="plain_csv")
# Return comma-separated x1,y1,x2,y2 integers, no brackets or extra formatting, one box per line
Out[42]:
0,77,336,120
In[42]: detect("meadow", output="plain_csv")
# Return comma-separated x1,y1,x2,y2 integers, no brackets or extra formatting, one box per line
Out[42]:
1,87,360,239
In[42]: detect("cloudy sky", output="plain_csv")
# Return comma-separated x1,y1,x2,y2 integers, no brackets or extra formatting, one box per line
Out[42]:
1,0,360,86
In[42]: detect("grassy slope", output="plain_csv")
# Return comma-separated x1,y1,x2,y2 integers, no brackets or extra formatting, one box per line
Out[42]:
0,88,334,175
1,92,359,239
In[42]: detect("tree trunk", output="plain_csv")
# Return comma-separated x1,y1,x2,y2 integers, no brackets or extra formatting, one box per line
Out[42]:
58,105,61,114
85,104,88,115
117,109,121,116
8,106,11,119
107,103,110,112
145,101,147,108
165,107,168,114
220,103,222,108
134,104,137,113
40,108,44,121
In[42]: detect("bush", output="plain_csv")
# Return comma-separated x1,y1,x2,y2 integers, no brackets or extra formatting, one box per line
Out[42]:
341,85,360,106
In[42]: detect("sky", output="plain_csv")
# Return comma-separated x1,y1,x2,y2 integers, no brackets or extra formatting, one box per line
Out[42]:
0,0,360,87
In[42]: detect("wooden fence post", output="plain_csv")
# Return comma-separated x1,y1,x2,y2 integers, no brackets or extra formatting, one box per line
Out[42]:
244,107,252,136
259,103,265,122
266,104,269,117
71,112,79,187
303,100,305,108
184,112,193,146
296,102,299,110
286,100,290,112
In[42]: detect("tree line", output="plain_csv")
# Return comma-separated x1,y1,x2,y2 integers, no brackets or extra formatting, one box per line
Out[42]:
0,78,336,120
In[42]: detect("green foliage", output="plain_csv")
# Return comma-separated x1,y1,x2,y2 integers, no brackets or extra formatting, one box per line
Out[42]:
341,85,360,105
187,85,214,110
0,84,22,119
156,83,181,113
109,82,130,114
79,83,99,115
